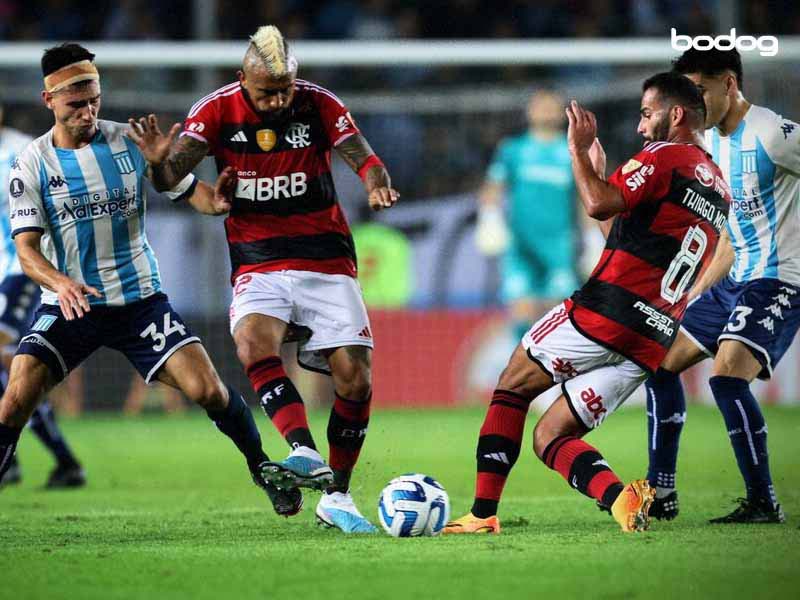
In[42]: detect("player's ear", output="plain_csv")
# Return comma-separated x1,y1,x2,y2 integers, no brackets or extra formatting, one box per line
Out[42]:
41,90,53,110
671,105,685,127
724,73,736,96
237,70,246,86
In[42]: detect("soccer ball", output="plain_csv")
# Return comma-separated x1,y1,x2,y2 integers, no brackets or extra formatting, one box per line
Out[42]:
377,473,450,537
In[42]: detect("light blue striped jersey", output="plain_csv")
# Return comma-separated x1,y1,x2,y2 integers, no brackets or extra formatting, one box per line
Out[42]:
706,104,800,285
8,120,161,306
0,127,33,279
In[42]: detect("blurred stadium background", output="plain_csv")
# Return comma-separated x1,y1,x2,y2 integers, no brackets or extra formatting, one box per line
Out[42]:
1,0,799,413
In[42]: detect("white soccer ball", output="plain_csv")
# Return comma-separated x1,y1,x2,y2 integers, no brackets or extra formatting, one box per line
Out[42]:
377,473,450,537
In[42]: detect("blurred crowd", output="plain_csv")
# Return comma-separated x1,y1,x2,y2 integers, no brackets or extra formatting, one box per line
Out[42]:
1,0,799,41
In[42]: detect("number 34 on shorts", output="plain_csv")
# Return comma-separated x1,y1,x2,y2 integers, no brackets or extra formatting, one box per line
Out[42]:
140,312,187,352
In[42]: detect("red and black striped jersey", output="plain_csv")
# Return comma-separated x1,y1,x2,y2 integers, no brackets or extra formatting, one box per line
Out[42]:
567,141,732,373
182,79,360,282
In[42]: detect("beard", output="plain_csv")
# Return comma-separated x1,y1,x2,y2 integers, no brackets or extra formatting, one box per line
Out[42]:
643,113,671,143
258,106,291,126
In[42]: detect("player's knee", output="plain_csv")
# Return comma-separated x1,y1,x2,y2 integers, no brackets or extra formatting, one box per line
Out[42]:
233,331,280,367
0,384,40,427
336,365,372,402
184,375,227,411
532,422,554,461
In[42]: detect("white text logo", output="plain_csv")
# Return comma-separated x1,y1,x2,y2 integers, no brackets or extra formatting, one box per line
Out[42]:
671,28,778,57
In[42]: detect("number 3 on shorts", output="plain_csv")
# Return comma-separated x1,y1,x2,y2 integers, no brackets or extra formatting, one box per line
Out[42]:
140,312,188,352
726,306,753,333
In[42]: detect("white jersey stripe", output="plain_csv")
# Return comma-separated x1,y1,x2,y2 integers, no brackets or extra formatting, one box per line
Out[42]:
187,82,239,118
295,79,346,107
188,83,240,118
10,121,162,306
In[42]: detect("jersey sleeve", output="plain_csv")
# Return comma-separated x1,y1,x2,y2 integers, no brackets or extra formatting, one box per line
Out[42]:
314,88,360,148
758,114,800,176
8,151,46,237
608,148,669,211
181,96,220,155
486,140,511,184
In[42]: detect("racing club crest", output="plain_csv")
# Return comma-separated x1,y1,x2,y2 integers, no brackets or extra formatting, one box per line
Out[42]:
113,151,136,175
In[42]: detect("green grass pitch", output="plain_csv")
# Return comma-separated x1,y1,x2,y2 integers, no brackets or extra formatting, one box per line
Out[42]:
2,406,799,600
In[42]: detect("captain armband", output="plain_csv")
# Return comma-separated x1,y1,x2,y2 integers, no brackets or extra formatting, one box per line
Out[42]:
163,173,198,203
357,155,385,182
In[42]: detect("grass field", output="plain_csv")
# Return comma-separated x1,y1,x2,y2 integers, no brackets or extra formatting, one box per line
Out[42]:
2,405,799,600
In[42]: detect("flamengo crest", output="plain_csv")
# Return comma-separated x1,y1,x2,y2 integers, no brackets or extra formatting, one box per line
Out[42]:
285,123,311,148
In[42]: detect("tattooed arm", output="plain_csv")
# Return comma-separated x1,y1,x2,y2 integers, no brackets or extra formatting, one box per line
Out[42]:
151,135,209,191
127,115,209,191
335,134,400,211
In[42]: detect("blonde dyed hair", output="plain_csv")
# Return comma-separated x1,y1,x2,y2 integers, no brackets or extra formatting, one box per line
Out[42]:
249,25,298,78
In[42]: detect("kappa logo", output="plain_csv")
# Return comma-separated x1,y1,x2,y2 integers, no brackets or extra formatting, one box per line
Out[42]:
694,163,714,187
48,175,66,189
579,387,607,420
781,122,796,140
10,157,20,170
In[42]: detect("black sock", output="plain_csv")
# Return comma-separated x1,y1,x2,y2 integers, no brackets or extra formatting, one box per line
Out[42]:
0,422,23,481
207,385,269,472
246,357,317,451
710,376,777,506
28,401,81,469
645,368,685,491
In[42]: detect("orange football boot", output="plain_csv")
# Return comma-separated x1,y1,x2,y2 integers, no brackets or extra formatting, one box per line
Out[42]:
611,479,655,532
442,512,501,534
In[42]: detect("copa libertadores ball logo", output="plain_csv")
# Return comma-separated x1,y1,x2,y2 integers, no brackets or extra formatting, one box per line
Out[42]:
671,28,779,57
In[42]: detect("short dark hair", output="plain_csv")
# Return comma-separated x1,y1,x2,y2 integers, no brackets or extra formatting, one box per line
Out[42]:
642,71,706,125
41,43,95,77
672,48,743,92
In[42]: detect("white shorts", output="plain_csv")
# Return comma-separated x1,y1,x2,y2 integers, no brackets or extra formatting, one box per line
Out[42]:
522,303,647,429
229,270,373,374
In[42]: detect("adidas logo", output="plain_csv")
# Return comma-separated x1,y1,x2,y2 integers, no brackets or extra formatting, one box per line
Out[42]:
230,131,248,142
592,459,610,468
483,452,509,465
358,326,372,339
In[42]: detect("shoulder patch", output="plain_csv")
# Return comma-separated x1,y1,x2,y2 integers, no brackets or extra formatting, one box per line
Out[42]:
622,159,642,174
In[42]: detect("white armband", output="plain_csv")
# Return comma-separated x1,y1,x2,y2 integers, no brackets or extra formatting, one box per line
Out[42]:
163,173,198,202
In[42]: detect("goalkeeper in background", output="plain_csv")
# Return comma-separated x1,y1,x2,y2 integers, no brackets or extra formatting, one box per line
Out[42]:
475,90,581,338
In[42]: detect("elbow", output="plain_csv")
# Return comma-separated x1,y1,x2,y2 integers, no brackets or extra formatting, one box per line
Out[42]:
585,203,614,221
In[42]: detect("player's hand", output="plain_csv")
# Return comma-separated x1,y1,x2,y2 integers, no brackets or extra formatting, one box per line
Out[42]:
210,166,236,215
566,100,598,155
588,138,607,179
54,277,102,321
368,187,400,211
126,114,181,166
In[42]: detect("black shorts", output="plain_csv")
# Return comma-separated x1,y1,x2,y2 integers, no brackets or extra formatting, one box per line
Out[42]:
17,293,200,383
